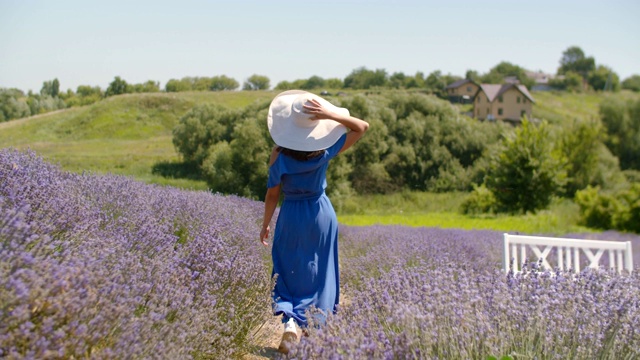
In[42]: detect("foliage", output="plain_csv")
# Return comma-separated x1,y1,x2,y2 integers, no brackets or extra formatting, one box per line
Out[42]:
600,95,640,170
171,91,505,199
40,78,60,97
105,76,129,97
557,118,610,196
165,76,239,92
460,184,498,214
588,65,620,92
622,74,640,92
344,67,388,89
576,184,640,233
485,119,566,213
242,74,270,91
171,104,240,164
558,46,596,79
480,61,535,88
0,88,31,121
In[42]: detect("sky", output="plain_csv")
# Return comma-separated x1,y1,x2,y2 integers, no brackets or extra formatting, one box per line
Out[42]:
1,0,638,93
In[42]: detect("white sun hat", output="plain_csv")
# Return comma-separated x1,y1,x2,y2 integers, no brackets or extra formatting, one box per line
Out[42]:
267,90,348,151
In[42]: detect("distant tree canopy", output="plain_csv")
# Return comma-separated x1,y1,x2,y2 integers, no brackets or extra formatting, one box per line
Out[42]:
1,45,633,123
552,46,620,92
172,91,510,200
165,76,239,92
558,46,596,78
600,96,640,170
480,62,535,88
622,75,640,92
242,74,270,91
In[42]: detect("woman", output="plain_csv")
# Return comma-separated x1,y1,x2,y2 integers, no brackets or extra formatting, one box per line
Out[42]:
260,90,369,353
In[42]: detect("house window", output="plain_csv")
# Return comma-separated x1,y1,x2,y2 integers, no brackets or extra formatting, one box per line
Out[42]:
478,96,481,103
466,86,472,92
498,96,503,103
487,108,490,115
517,96,521,103
521,110,527,117
498,108,503,116
523,98,527,104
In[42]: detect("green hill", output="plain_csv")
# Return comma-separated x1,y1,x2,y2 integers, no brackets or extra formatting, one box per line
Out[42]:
0,91,274,189
1,89,636,191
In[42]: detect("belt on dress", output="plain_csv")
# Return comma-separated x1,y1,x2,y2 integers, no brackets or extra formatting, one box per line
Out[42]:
283,190,325,201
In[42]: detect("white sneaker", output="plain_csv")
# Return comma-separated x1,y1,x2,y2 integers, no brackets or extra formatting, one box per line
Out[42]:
278,318,298,354
284,317,297,333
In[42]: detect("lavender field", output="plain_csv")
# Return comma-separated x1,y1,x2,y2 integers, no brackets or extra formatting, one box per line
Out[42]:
2,149,640,359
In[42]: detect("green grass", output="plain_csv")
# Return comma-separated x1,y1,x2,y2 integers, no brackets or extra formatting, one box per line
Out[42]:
531,90,640,126
1,89,630,234
337,192,592,235
0,91,275,190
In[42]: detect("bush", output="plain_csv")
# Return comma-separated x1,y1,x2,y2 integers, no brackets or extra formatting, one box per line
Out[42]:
575,184,640,233
486,119,566,213
460,184,498,214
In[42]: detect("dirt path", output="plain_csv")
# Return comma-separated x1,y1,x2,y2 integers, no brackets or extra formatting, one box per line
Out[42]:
243,314,288,359
243,295,352,359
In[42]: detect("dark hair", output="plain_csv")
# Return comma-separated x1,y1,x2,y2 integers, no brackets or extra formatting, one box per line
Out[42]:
277,146,324,161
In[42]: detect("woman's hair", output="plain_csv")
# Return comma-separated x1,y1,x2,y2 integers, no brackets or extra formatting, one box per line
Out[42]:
277,146,324,161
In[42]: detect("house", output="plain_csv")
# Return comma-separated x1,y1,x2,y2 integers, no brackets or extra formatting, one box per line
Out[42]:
525,70,557,91
445,79,479,103
473,83,534,123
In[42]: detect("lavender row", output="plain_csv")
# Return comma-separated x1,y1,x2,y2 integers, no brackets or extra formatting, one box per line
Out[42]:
290,226,640,359
0,149,273,359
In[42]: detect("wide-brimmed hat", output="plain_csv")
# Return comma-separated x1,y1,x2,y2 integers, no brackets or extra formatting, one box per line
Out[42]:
267,90,348,151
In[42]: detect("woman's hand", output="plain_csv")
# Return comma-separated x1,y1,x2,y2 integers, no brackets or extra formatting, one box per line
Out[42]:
260,225,270,246
303,98,336,121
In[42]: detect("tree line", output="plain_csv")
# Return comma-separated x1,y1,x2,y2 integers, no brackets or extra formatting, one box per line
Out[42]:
169,89,639,232
2,46,639,122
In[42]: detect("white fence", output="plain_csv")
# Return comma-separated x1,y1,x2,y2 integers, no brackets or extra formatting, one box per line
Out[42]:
503,233,633,274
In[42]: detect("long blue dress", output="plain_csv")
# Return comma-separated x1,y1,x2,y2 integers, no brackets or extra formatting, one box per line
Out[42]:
267,134,347,327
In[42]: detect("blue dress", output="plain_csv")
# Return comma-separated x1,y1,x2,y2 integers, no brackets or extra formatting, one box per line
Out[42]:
267,134,347,327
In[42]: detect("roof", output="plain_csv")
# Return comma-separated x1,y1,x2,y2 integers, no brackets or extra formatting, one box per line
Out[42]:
445,79,476,89
477,83,535,103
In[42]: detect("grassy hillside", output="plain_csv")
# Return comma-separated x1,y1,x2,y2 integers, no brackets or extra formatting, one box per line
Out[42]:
0,91,274,189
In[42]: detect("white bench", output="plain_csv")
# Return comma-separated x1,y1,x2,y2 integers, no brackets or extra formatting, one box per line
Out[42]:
503,233,634,274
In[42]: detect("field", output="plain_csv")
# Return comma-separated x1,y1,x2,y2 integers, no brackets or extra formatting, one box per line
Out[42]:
2,90,640,358
2,149,639,359
1,89,630,234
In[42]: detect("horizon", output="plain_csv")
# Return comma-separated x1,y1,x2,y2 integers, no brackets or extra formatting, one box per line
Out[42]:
1,0,639,93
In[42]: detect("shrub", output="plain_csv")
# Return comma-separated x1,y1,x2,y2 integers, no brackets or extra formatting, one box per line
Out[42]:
460,184,498,214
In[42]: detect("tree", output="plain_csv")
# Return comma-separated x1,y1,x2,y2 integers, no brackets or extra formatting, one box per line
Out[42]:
481,62,535,88
588,65,620,92
243,74,270,90
465,70,480,82
558,119,605,196
600,96,640,170
557,46,595,89
40,78,60,97
486,119,566,213
389,72,407,89
105,76,130,97
131,80,160,93
0,88,30,121
165,78,192,92
622,75,640,92
343,67,388,89
210,75,239,91
324,78,344,89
